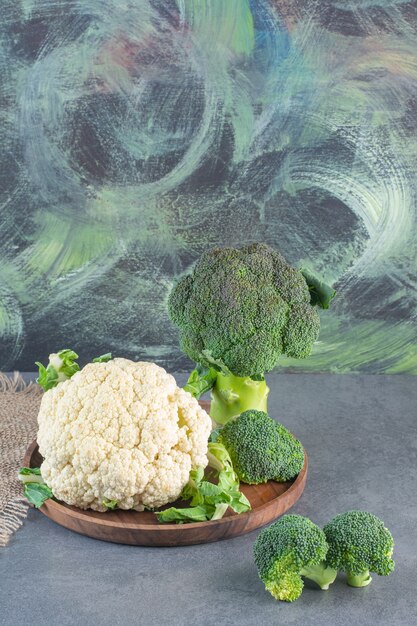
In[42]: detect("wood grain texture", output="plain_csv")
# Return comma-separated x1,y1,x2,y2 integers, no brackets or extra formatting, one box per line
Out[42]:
23,400,308,546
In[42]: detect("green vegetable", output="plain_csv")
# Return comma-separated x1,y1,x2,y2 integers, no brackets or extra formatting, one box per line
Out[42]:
155,442,250,524
18,467,41,477
18,467,43,484
209,445,252,515
253,515,337,602
168,243,334,423
18,466,53,508
102,498,118,510
35,350,113,391
218,410,304,484
211,503,229,520
323,510,395,587
210,370,270,425
93,353,113,363
35,349,80,391
155,505,209,523
208,426,222,443
23,483,54,508
19,466,53,507
183,365,217,399
206,441,232,473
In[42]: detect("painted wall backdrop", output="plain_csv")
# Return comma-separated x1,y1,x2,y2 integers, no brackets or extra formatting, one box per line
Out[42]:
1,0,416,373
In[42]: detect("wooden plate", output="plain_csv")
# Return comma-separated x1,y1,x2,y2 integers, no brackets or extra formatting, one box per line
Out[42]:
23,402,308,546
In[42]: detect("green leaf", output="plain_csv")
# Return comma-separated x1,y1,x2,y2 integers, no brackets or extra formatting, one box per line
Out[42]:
19,467,41,476
23,482,53,508
102,499,118,510
155,505,211,523
200,351,230,375
35,348,80,391
58,349,78,361
35,362,58,392
192,466,205,484
198,481,222,501
156,442,250,524
207,442,235,475
18,467,44,484
227,489,251,514
57,349,80,378
183,365,217,399
300,268,336,310
181,467,205,505
211,503,229,520
209,427,222,443
93,353,112,363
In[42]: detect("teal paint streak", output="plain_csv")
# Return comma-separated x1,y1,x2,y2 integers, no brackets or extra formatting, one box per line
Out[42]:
0,0,416,372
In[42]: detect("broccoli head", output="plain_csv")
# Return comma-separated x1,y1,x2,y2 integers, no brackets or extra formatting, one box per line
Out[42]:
218,410,304,484
170,243,335,423
323,510,395,587
253,515,337,602
169,243,321,378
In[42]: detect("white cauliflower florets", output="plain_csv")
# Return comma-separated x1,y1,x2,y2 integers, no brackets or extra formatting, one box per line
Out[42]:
37,359,212,511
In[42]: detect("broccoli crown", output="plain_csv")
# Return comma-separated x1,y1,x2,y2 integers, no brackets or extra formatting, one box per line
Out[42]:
168,243,320,377
323,511,395,577
253,515,328,602
218,410,304,484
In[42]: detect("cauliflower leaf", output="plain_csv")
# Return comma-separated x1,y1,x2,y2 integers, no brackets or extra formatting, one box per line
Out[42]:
35,349,80,391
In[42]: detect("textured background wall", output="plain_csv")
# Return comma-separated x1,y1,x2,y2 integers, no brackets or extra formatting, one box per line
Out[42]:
1,0,416,373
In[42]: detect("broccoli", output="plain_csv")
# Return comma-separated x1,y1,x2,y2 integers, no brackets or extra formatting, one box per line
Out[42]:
218,410,304,484
323,510,395,587
169,243,334,423
253,515,338,602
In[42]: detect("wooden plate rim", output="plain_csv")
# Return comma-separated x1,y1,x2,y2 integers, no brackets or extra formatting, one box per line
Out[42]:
23,440,308,531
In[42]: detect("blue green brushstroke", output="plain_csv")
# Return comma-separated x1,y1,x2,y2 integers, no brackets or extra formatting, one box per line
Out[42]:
0,0,416,373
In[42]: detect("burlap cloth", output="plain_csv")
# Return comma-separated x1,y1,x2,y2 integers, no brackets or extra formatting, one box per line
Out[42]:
0,373,42,546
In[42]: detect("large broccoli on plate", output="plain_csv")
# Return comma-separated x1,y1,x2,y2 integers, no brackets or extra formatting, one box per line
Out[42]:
169,243,335,423
218,410,304,484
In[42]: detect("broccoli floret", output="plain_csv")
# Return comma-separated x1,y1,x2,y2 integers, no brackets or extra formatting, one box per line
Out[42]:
218,410,304,484
253,515,337,602
169,243,332,423
323,510,395,587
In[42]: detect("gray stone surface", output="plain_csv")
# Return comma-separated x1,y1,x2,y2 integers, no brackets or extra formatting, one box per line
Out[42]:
1,373,416,626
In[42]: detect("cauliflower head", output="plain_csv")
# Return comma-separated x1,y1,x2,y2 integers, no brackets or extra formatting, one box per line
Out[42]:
37,358,212,512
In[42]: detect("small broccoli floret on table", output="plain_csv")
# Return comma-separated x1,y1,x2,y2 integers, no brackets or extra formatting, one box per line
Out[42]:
218,410,304,484
253,515,337,602
323,510,395,587
168,243,334,424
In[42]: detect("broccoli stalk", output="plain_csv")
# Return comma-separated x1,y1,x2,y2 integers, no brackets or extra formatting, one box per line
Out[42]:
346,570,372,588
169,243,334,424
210,371,269,424
299,563,338,590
